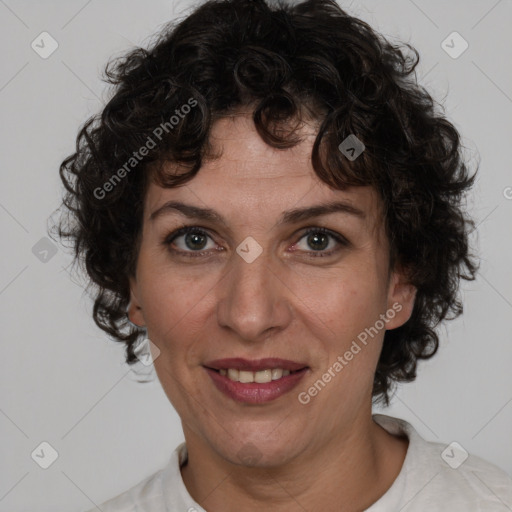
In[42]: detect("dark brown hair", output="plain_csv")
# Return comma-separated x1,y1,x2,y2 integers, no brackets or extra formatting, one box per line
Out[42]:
54,0,478,404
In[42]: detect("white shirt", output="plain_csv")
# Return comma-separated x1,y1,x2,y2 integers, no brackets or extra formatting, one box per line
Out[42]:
85,414,512,511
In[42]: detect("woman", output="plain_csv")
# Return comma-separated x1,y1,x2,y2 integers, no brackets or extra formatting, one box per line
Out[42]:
56,0,512,510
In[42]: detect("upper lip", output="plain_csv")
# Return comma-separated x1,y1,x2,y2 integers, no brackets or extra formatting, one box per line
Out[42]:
203,358,308,372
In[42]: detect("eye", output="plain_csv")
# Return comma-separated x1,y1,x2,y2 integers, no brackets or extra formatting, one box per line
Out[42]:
292,227,348,257
163,226,218,257
163,225,348,258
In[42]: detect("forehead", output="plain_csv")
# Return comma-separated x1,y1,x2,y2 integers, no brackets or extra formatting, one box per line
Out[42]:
145,113,385,235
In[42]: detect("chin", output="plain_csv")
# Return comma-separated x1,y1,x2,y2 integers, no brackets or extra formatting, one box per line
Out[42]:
214,430,305,468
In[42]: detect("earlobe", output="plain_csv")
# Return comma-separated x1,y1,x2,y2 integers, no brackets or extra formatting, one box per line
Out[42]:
127,277,146,328
386,271,417,330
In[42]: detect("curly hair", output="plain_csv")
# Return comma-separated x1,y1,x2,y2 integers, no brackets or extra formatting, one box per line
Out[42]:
54,0,479,404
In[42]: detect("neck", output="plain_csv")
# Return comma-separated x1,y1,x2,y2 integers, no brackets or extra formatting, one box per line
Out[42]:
180,413,408,512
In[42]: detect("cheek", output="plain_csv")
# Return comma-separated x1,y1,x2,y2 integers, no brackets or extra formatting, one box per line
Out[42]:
138,257,221,336
293,266,384,338
139,268,213,406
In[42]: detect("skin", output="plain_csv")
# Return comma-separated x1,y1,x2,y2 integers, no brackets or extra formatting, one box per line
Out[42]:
128,112,417,512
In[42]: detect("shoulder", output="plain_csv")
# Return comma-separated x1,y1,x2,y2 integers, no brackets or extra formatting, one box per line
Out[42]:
82,442,197,512
82,467,166,512
418,439,512,509
372,414,512,511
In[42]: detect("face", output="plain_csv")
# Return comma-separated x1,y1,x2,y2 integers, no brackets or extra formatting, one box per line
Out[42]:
129,113,416,467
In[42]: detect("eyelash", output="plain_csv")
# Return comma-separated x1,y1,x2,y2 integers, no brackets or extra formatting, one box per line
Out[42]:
162,225,349,259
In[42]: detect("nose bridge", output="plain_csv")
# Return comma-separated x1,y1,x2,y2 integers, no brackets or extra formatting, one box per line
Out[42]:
217,243,290,340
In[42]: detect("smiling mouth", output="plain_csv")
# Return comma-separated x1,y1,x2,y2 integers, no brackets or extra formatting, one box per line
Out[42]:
202,357,310,403
207,367,306,383
204,364,310,404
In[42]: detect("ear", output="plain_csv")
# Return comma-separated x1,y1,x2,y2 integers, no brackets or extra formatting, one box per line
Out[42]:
385,267,416,330
127,275,146,327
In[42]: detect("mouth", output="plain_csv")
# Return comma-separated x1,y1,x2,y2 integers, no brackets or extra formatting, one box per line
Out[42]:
203,358,310,404
206,367,305,383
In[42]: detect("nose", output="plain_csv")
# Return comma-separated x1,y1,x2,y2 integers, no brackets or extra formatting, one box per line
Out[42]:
216,244,293,343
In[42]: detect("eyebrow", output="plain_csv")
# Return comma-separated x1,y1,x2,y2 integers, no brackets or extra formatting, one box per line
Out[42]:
149,200,366,225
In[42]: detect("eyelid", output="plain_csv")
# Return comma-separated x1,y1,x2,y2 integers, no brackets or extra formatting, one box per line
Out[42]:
163,224,349,257
299,225,349,245
163,225,217,256
291,226,349,257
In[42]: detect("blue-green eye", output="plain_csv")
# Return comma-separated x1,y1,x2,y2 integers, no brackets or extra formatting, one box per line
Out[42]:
163,225,348,258
164,226,216,257
292,227,348,257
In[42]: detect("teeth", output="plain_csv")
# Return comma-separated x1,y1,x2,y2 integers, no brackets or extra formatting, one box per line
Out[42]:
239,370,254,383
271,368,283,380
227,368,239,381
255,370,272,383
218,368,296,383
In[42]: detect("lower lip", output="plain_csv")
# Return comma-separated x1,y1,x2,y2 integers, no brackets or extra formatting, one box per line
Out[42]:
204,367,309,404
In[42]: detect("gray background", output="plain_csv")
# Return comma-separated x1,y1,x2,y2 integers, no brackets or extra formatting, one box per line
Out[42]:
1,0,511,510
